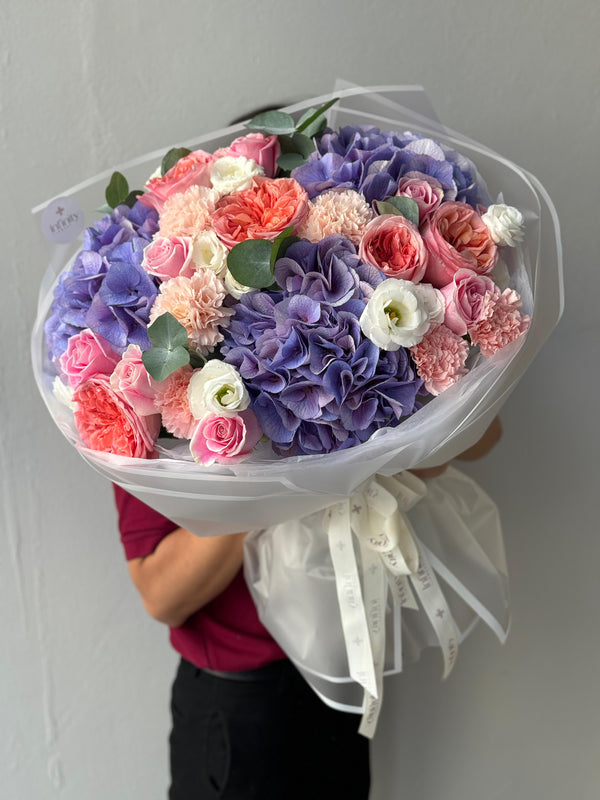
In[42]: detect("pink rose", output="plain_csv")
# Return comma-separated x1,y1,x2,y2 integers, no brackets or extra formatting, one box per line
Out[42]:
142,236,194,281
73,374,160,458
189,409,262,465
138,150,214,214
440,268,497,335
422,201,498,288
215,133,281,178
59,329,121,388
211,177,308,248
110,344,158,416
396,173,444,220
359,214,427,282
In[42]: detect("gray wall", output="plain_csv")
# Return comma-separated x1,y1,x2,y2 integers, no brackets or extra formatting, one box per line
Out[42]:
2,1,598,798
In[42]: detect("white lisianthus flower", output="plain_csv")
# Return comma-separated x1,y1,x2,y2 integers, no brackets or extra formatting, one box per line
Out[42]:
223,269,254,299
360,279,431,350
210,156,264,196
52,376,76,410
481,203,525,247
190,230,228,275
188,360,250,419
413,282,445,326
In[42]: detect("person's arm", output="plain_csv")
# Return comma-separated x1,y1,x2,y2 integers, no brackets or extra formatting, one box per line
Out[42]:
127,528,245,628
411,415,503,479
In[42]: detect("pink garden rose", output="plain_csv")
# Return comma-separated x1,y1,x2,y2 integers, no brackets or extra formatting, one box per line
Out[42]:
189,409,262,465
396,173,444,220
139,150,214,214
142,236,194,281
59,329,120,388
409,324,470,395
211,177,308,248
215,133,281,178
359,214,427,282
73,374,160,458
110,344,158,417
440,268,497,335
422,201,498,288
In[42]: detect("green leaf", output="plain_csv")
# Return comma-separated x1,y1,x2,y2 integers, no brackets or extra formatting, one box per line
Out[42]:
245,110,296,135
105,172,129,209
227,239,275,288
270,227,300,270
296,97,339,137
96,202,113,215
373,196,420,226
280,132,315,158
161,147,192,176
147,312,189,350
277,152,308,171
124,190,143,208
142,345,190,382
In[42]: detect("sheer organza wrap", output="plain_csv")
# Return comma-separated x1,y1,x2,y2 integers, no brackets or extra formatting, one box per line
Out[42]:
31,84,563,728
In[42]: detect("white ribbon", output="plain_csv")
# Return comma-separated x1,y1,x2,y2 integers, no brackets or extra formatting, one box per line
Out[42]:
325,472,462,737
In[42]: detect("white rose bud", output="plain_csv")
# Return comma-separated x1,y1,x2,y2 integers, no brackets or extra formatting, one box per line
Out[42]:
223,269,254,300
188,361,250,419
481,203,525,247
360,278,431,350
210,156,264,196
190,230,228,275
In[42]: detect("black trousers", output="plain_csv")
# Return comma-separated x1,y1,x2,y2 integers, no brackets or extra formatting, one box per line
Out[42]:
169,658,370,799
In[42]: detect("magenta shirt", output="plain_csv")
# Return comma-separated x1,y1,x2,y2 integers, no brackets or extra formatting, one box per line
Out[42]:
113,485,286,671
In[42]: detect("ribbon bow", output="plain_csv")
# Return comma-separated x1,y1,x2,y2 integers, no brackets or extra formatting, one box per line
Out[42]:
324,472,461,737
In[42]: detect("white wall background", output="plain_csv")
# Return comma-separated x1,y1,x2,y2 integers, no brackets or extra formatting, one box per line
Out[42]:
2,1,598,798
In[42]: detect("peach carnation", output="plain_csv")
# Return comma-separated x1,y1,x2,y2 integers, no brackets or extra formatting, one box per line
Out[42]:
158,185,219,239
154,365,198,439
211,177,308,248
149,271,234,355
468,288,530,357
409,324,469,395
296,189,374,246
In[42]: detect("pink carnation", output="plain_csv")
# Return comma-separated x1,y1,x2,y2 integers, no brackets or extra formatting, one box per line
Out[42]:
158,185,219,239
153,365,197,439
409,324,470,395
149,271,234,355
73,374,160,458
297,189,374,245
468,288,530,357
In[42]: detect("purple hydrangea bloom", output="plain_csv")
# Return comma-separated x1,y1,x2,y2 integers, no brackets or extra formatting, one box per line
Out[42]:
292,125,490,207
222,235,423,456
44,201,158,361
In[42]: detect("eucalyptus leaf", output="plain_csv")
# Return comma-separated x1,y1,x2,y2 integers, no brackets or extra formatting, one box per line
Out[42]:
161,147,192,176
296,97,339,137
374,196,420,226
142,345,190,382
96,202,113,215
246,110,296,135
105,172,129,209
277,152,308,171
147,312,189,350
270,227,298,270
227,239,275,288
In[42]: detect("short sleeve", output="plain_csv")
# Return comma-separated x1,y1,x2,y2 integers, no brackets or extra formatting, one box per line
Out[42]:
113,484,178,560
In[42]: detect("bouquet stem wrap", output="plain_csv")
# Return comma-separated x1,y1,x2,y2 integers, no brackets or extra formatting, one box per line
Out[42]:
244,465,509,737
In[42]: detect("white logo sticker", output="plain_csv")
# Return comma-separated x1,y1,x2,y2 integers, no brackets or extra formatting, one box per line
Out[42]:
42,196,85,244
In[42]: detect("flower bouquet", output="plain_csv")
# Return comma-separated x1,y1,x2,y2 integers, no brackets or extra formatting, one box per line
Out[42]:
32,84,562,734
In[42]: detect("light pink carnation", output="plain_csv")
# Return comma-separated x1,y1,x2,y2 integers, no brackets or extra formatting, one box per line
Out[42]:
409,324,470,395
296,189,374,246
468,288,530,357
158,185,219,239
153,365,197,439
149,271,234,355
